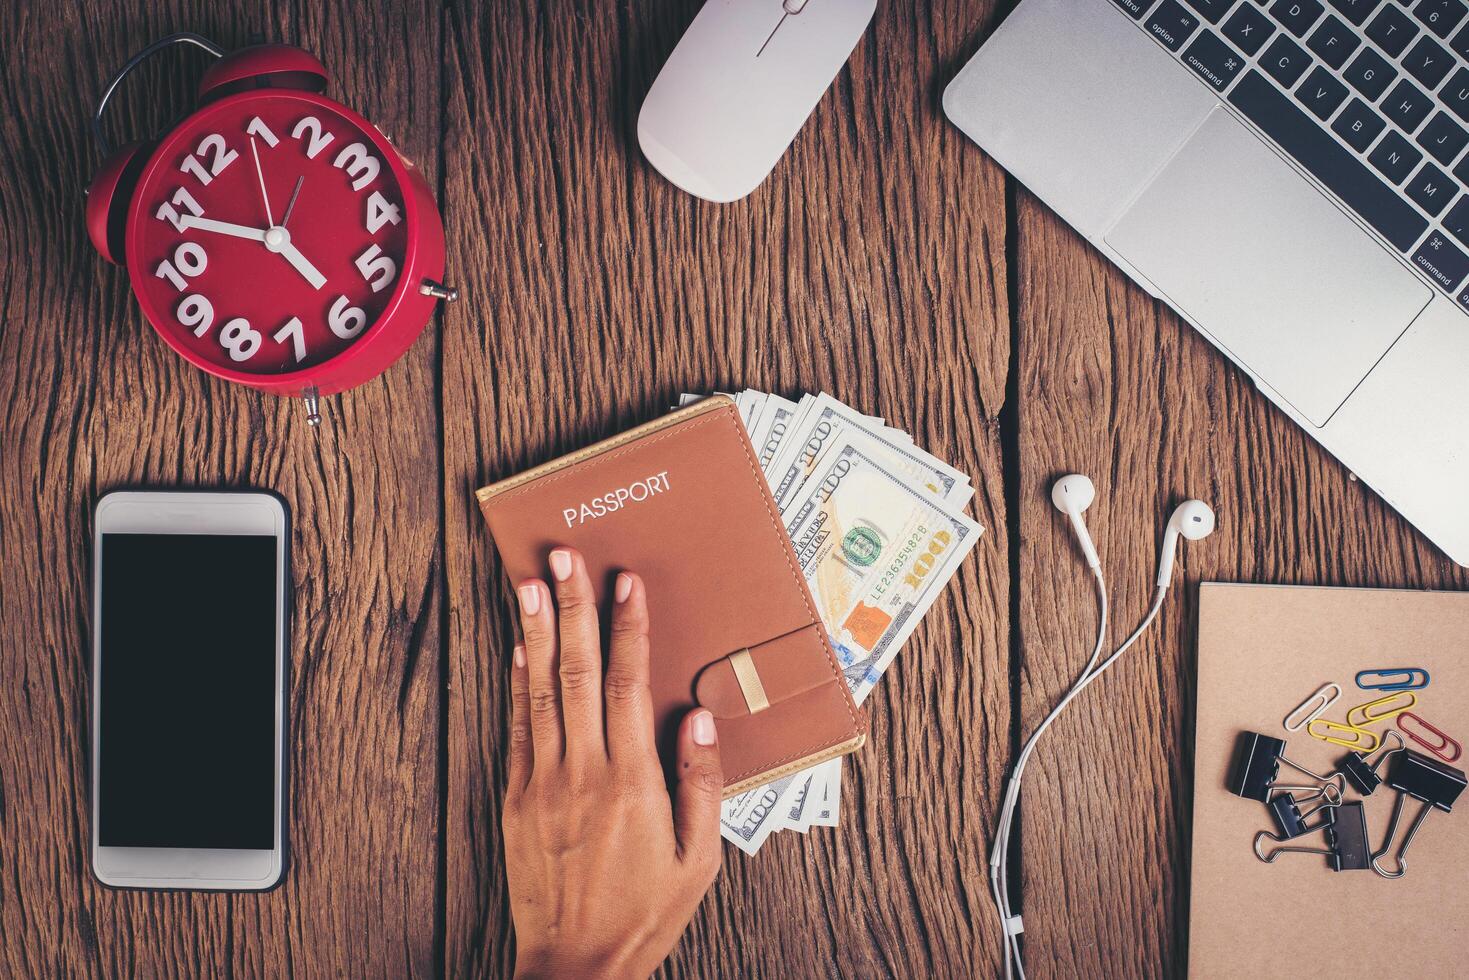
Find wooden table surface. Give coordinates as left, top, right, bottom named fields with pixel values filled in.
left=4, top=1, right=1467, bottom=977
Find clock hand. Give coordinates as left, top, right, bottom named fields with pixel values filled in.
left=178, top=215, right=268, bottom=241
left=282, top=176, right=304, bottom=227
left=265, top=231, right=327, bottom=290
left=250, top=136, right=275, bottom=227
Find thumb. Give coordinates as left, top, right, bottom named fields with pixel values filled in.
left=673, top=708, right=724, bottom=870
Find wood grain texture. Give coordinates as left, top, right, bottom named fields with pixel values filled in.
left=5, top=0, right=1468, bottom=977
left=1011, top=191, right=1469, bottom=978
left=0, top=2, right=443, bottom=976
left=438, top=1, right=1010, bottom=976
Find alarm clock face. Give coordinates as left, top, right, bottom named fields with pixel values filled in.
left=127, top=91, right=414, bottom=377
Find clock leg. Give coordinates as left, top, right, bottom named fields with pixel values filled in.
left=302, top=385, right=322, bottom=428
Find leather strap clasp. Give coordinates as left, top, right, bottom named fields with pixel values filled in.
left=728, top=648, right=770, bottom=714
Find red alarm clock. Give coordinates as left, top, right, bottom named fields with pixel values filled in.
left=86, top=34, right=457, bottom=425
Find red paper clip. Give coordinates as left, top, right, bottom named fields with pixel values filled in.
left=1396, top=712, right=1462, bottom=763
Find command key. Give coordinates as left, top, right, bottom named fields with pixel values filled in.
left=1413, top=232, right=1469, bottom=292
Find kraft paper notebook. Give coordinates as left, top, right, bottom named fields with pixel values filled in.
left=476, top=396, right=866, bottom=797
left=1190, top=584, right=1467, bottom=978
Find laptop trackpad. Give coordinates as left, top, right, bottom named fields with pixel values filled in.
left=1105, top=108, right=1429, bottom=426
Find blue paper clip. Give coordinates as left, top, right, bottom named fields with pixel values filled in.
left=1355, top=668, right=1430, bottom=692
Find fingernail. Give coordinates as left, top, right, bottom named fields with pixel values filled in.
left=548, top=549, right=573, bottom=582
left=614, top=573, right=633, bottom=604
left=517, top=583, right=541, bottom=616
left=512, top=645, right=526, bottom=669
left=691, top=709, right=716, bottom=746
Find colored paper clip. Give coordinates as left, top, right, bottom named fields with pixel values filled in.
left=1355, top=668, right=1430, bottom=692
left=1346, top=691, right=1416, bottom=729
left=1397, top=711, right=1462, bottom=764
left=1308, top=718, right=1379, bottom=752
left=1283, top=682, right=1341, bottom=733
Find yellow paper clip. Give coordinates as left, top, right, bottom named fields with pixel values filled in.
left=1307, top=718, right=1379, bottom=752
left=1345, top=691, right=1416, bottom=729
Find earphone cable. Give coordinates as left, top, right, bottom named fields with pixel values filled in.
left=991, top=578, right=1170, bottom=979
left=990, top=566, right=1107, bottom=979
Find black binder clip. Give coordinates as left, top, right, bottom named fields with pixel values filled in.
left=1371, top=749, right=1466, bottom=879
left=1228, top=731, right=1338, bottom=802
left=1268, top=780, right=1344, bottom=840
left=1254, top=801, right=1372, bottom=871
left=1337, top=729, right=1406, bottom=795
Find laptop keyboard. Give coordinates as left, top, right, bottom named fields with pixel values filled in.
left=1113, top=0, right=1469, bottom=304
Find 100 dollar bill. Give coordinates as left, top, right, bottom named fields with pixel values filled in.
left=783, top=432, right=981, bottom=704
left=768, top=392, right=971, bottom=512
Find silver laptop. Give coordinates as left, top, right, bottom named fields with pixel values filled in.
left=945, top=0, right=1469, bottom=566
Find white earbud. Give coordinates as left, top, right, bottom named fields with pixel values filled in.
left=1155, top=499, right=1216, bottom=587
left=1051, top=474, right=1100, bottom=570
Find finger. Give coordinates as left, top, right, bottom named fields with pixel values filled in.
left=506, top=644, right=532, bottom=795
left=673, top=709, right=724, bottom=874
left=605, top=572, right=657, bottom=766
left=548, top=548, right=605, bottom=761
left=517, top=579, right=563, bottom=764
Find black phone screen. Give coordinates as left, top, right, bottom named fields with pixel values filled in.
left=98, top=532, right=279, bottom=850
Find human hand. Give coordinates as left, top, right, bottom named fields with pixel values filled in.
left=503, top=547, right=724, bottom=979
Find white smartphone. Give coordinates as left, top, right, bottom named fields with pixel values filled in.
left=91, top=490, right=289, bottom=890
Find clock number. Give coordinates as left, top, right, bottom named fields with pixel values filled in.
left=154, top=242, right=208, bottom=291
left=246, top=116, right=279, bottom=148
left=176, top=295, right=215, bottom=338
left=328, top=296, right=368, bottom=340
left=179, top=133, right=239, bottom=186
left=332, top=142, right=380, bottom=192
left=291, top=116, right=335, bottom=159
left=365, top=191, right=401, bottom=234
left=354, top=243, right=397, bottom=293
left=273, top=316, right=307, bottom=363
left=219, top=318, right=263, bottom=362
left=155, top=187, right=204, bottom=232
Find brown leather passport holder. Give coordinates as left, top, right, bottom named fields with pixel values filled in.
left=476, top=396, right=866, bottom=796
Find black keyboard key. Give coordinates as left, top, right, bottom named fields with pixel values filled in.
left=1263, top=34, right=1312, bottom=87
left=1146, top=0, right=1202, bottom=50
left=1403, top=36, right=1455, bottom=90
left=1307, top=14, right=1364, bottom=66
left=1183, top=30, right=1247, bottom=90
left=1334, top=97, right=1389, bottom=149
left=1441, top=195, right=1469, bottom=243
left=1369, top=130, right=1425, bottom=182
left=1453, top=149, right=1469, bottom=183
left=1182, top=0, right=1233, bottom=22
left=1406, top=161, right=1459, bottom=212
left=1225, top=2, right=1278, bottom=53
left=1114, top=0, right=1158, bottom=17
left=1452, top=22, right=1469, bottom=57
left=1412, top=230, right=1469, bottom=289
left=1442, top=68, right=1469, bottom=122
left=1366, top=3, right=1421, bottom=56
left=1297, top=65, right=1351, bottom=118
left=1228, top=71, right=1429, bottom=249
left=1384, top=79, right=1434, bottom=133
left=1329, top=0, right=1385, bottom=27
left=1344, top=48, right=1398, bottom=100
left=1413, top=0, right=1468, bottom=39
left=1416, top=111, right=1469, bottom=163
left=1271, top=0, right=1326, bottom=35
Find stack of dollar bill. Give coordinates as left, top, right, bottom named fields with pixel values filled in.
left=675, top=390, right=983, bottom=855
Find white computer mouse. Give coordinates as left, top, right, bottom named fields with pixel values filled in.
left=638, top=0, right=878, bottom=203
